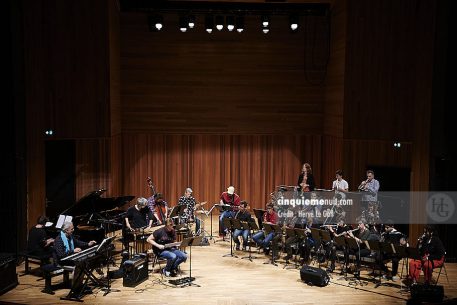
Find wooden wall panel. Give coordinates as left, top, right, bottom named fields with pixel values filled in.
left=120, top=134, right=325, bottom=210
left=120, top=13, right=329, bottom=134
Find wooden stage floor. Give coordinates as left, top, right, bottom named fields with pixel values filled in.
left=1, top=219, right=457, bottom=305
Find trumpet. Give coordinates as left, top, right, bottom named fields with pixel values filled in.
left=358, top=179, right=369, bottom=191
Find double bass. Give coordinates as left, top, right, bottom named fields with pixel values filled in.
left=147, top=177, right=167, bottom=224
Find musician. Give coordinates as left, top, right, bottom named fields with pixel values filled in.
left=152, top=193, right=169, bottom=225
left=219, top=186, right=241, bottom=235
left=233, top=201, right=253, bottom=251
left=252, top=204, right=279, bottom=257
left=347, top=219, right=371, bottom=275
left=332, top=170, right=349, bottom=195
left=326, top=218, right=351, bottom=272
left=147, top=218, right=187, bottom=277
left=52, top=221, right=96, bottom=294
left=297, top=163, right=315, bottom=193
left=358, top=170, right=380, bottom=203
left=379, top=220, right=405, bottom=281
left=27, top=215, right=54, bottom=260
left=178, top=187, right=201, bottom=234
left=125, top=197, right=154, bottom=231
left=409, top=225, right=445, bottom=285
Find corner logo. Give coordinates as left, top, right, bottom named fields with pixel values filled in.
left=426, top=193, right=455, bottom=223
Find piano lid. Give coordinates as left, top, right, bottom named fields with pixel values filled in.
left=61, top=189, right=135, bottom=217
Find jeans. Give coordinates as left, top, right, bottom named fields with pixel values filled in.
left=252, top=231, right=274, bottom=249
left=159, top=248, right=187, bottom=271
left=219, top=210, right=234, bottom=233
left=233, top=229, right=249, bottom=246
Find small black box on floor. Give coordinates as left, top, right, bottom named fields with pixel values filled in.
left=0, top=253, right=18, bottom=295
left=300, top=265, right=330, bottom=287
left=123, top=254, right=148, bottom=287
left=408, top=284, right=444, bottom=304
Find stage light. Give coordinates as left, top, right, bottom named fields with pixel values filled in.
left=290, top=15, right=299, bottom=32
left=205, top=15, right=214, bottom=33
left=261, top=15, right=269, bottom=27
left=179, top=16, right=188, bottom=32
left=148, top=15, right=163, bottom=32
left=188, top=15, right=195, bottom=29
left=226, top=16, right=235, bottom=32
left=236, top=16, right=244, bottom=33
left=215, top=15, right=224, bottom=31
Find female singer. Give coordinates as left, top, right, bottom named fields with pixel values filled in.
left=297, top=163, right=315, bottom=192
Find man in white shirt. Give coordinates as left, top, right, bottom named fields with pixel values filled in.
left=332, top=169, right=349, bottom=198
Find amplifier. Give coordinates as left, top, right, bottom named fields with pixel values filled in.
left=0, top=253, right=18, bottom=295
left=409, top=283, right=444, bottom=304
left=123, top=254, right=148, bottom=287
left=300, top=265, right=330, bottom=287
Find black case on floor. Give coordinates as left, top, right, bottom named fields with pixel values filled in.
left=300, top=265, right=330, bottom=287
left=409, top=284, right=444, bottom=303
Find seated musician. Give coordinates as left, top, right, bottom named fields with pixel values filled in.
left=379, top=220, right=405, bottom=280
left=27, top=215, right=55, bottom=261
left=409, top=225, right=445, bottom=285
left=326, top=217, right=351, bottom=272
left=283, top=212, right=304, bottom=262
left=51, top=221, right=96, bottom=294
left=219, top=186, right=241, bottom=236
left=147, top=218, right=187, bottom=277
left=347, top=219, right=371, bottom=275
left=252, top=203, right=279, bottom=256
left=233, top=201, right=253, bottom=251
left=152, top=193, right=168, bottom=225
left=178, top=187, right=201, bottom=235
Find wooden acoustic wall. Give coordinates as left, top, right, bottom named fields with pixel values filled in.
left=120, top=134, right=327, bottom=211
left=120, top=12, right=330, bottom=134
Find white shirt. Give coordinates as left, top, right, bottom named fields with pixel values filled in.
left=332, top=179, right=349, bottom=192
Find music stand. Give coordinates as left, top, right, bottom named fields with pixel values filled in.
left=178, top=236, right=202, bottom=287
left=262, top=224, right=281, bottom=266
left=366, top=240, right=386, bottom=288
left=241, top=221, right=258, bottom=262
left=334, top=235, right=349, bottom=280
left=345, top=237, right=368, bottom=286
left=394, top=244, right=409, bottom=291
left=253, top=209, right=266, bottom=229
left=283, top=228, right=298, bottom=269
left=222, top=218, right=238, bottom=258
left=97, top=237, right=120, bottom=296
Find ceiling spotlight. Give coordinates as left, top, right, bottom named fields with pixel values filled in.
left=205, top=15, right=214, bottom=33
left=226, top=16, right=235, bottom=32
left=261, top=15, right=269, bottom=27
left=215, top=15, right=224, bottom=31
left=179, top=16, right=188, bottom=32
left=236, top=16, right=244, bottom=33
left=148, top=15, right=163, bottom=32
left=188, top=15, right=195, bottom=29
left=290, top=15, right=299, bottom=32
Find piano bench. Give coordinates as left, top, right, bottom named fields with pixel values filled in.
left=41, top=264, right=71, bottom=294
left=19, top=251, right=51, bottom=275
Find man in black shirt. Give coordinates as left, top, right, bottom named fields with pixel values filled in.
left=147, top=219, right=187, bottom=277
left=125, top=197, right=154, bottom=231
left=27, top=215, right=54, bottom=260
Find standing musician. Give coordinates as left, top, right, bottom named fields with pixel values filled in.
left=232, top=201, right=253, bottom=251
left=147, top=218, right=187, bottom=277
left=219, top=186, right=241, bottom=235
left=332, top=170, right=349, bottom=197
left=297, top=163, right=315, bottom=193
left=409, top=225, right=445, bottom=285
left=178, top=187, right=203, bottom=235
left=152, top=193, right=168, bottom=225
left=252, top=203, right=279, bottom=257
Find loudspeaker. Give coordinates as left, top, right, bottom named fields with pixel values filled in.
left=122, top=254, right=148, bottom=287
left=0, top=254, right=18, bottom=295
left=409, top=284, right=444, bottom=304
left=300, top=265, right=330, bottom=287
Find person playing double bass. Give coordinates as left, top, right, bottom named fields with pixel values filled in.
left=152, top=193, right=168, bottom=225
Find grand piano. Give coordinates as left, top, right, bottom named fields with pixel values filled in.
left=55, top=189, right=135, bottom=243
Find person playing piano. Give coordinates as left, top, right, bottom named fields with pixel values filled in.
left=52, top=221, right=96, bottom=295
left=219, top=186, right=241, bottom=236
left=27, top=215, right=55, bottom=261
left=147, top=218, right=187, bottom=277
